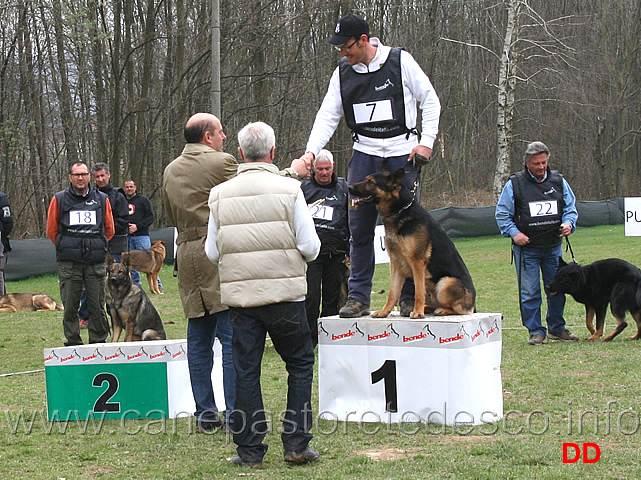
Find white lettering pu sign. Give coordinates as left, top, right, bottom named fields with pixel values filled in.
left=624, top=198, right=641, bottom=236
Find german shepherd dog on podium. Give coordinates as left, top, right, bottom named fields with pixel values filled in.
left=349, top=160, right=476, bottom=318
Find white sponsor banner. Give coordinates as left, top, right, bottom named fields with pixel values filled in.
left=318, top=312, right=503, bottom=425
left=624, top=197, right=641, bottom=236
left=374, top=224, right=390, bottom=264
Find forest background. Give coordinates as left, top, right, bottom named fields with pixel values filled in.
left=1, top=0, right=640, bottom=239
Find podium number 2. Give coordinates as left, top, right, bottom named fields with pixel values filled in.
left=93, top=373, right=121, bottom=412
left=371, top=360, right=398, bottom=412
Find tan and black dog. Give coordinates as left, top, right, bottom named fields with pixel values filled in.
left=106, top=262, right=166, bottom=342
left=0, top=293, right=64, bottom=313
left=349, top=161, right=476, bottom=318
left=120, top=240, right=166, bottom=295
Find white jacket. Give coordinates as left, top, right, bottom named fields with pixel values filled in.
left=305, top=38, right=441, bottom=158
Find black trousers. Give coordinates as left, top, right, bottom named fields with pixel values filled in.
left=305, top=253, right=346, bottom=346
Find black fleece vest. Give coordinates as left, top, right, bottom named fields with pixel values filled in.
left=511, top=169, right=564, bottom=247
left=55, top=187, right=108, bottom=264
left=340, top=48, right=409, bottom=139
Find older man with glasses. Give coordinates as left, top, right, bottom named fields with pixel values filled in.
left=47, top=162, right=114, bottom=346
left=297, top=14, right=441, bottom=319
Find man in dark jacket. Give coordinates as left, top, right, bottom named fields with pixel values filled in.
left=122, top=179, right=162, bottom=290
left=301, top=149, right=349, bottom=346
left=46, top=161, right=114, bottom=346
left=0, top=189, right=14, bottom=295
left=93, top=163, right=128, bottom=260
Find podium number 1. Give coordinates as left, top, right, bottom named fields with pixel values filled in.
left=371, top=360, right=398, bottom=412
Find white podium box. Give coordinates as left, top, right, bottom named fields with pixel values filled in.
left=44, top=339, right=197, bottom=421
left=318, top=312, right=503, bottom=426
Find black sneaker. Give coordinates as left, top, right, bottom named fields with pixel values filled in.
left=339, top=299, right=370, bottom=318
left=399, top=299, right=414, bottom=317
left=196, top=417, right=223, bottom=434
left=283, top=447, right=320, bottom=464
left=228, top=454, right=262, bottom=469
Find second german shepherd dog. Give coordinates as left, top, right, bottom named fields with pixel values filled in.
left=106, top=262, right=166, bottom=342
left=0, top=293, right=64, bottom=313
left=120, top=240, right=166, bottom=295
left=349, top=161, right=476, bottom=318
left=547, top=257, right=641, bottom=341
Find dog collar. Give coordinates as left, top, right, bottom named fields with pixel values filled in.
left=383, top=199, right=414, bottom=218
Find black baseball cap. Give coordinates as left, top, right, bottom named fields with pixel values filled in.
left=327, top=14, right=369, bottom=46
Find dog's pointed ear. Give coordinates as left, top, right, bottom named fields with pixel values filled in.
left=558, top=256, right=567, bottom=268
left=123, top=255, right=131, bottom=269
left=390, top=167, right=405, bottom=183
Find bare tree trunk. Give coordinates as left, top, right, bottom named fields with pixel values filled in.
left=51, top=0, right=79, bottom=164
left=492, top=0, right=520, bottom=201
left=131, top=0, right=157, bottom=185
left=89, top=0, right=108, bottom=160
left=18, top=4, right=48, bottom=233
left=110, top=0, right=124, bottom=185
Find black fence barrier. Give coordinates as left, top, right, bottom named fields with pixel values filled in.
left=3, top=198, right=626, bottom=281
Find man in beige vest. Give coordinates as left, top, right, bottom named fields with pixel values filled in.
left=205, top=122, right=320, bottom=469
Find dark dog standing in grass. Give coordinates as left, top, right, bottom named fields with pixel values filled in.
left=349, top=160, right=475, bottom=318
left=106, top=262, right=166, bottom=342
left=547, top=258, right=641, bottom=341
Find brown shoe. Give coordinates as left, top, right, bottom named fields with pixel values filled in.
left=548, top=330, right=579, bottom=341
left=528, top=334, right=547, bottom=345
left=339, top=299, right=370, bottom=318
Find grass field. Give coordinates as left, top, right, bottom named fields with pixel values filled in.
left=1, top=224, right=641, bottom=479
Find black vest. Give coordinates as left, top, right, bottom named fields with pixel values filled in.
left=55, top=186, right=108, bottom=264
left=301, top=174, right=349, bottom=256
left=511, top=168, right=564, bottom=247
left=339, top=48, right=410, bottom=139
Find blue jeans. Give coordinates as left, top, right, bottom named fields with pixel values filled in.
left=513, top=244, right=567, bottom=337
left=230, top=301, right=315, bottom=463
left=127, top=235, right=163, bottom=289
left=187, top=310, right=235, bottom=424
left=346, top=151, right=420, bottom=305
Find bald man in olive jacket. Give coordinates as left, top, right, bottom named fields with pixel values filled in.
left=163, top=113, right=238, bottom=432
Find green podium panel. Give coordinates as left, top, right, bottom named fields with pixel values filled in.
left=44, top=340, right=194, bottom=421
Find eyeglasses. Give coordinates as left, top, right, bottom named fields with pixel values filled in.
left=70, top=173, right=90, bottom=178
left=334, top=39, right=358, bottom=52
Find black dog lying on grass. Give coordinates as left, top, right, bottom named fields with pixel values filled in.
left=547, top=258, right=641, bottom=341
